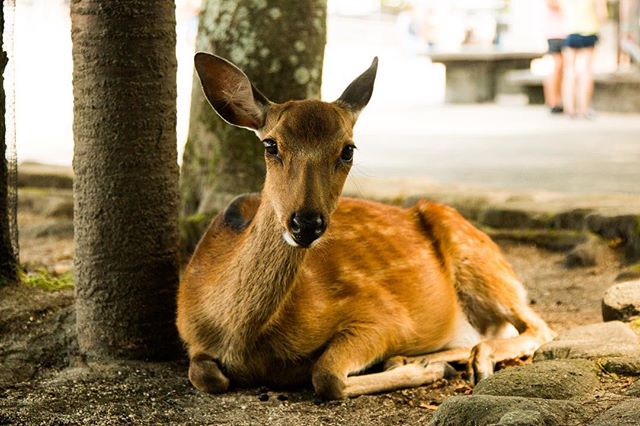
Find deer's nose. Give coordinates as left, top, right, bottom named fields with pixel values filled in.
left=289, top=211, right=326, bottom=247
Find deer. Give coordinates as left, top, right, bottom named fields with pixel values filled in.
left=176, top=52, right=555, bottom=400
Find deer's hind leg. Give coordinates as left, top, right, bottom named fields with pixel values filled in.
left=452, top=239, right=556, bottom=383
left=415, top=200, right=555, bottom=384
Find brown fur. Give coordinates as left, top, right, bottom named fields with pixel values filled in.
left=177, top=53, right=555, bottom=399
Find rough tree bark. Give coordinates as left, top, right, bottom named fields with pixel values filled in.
left=71, top=0, right=180, bottom=359
left=180, top=0, right=327, bottom=219
left=0, top=5, right=17, bottom=286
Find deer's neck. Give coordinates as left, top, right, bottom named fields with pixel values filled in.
left=224, top=196, right=306, bottom=340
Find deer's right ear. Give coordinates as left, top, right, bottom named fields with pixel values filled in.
left=194, top=52, right=270, bottom=131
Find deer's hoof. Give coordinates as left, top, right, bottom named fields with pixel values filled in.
left=468, top=342, right=495, bottom=385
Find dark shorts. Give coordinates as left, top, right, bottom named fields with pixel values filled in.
left=565, top=33, right=599, bottom=49
left=547, top=38, right=565, bottom=54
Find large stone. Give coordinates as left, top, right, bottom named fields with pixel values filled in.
left=479, top=208, right=551, bottom=230
left=601, top=357, right=640, bottom=376
left=18, top=162, right=74, bottom=189
left=565, top=236, right=610, bottom=269
left=626, top=379, right=640, bottom=397
left=586, top=213, right=640, bottom=262
left=430, top=395, right=588, bottom=426
left=473, top=360, right=599, bottom=400
left=486, top=229, right=587, bottom=252
left=602, top=281, right=640, bottom=322
left=23, top=220, right=74, bottom=239
left=616, top=264, right=640, bottom=283
left=535, top=321, right=640, bottom=361
left=589, top=399, right=640, bottom=426
left=494, top=410, right=544, bottom=426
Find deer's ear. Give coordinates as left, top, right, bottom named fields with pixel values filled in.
left=335, top=57, right=378, bottom=116
left=194, top=52, right=270, bottom=131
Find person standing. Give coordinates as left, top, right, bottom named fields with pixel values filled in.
left=543, top=0, right=566, bottom=114
left=561, top=0, right=608, bottom=118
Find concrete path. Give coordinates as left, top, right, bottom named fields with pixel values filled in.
left=351, top=104, right=640, bottom=195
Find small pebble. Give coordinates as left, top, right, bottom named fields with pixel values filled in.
left=258, top=393, right=269, bottom=401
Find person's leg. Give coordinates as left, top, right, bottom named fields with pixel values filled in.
left=562, top=47, right=578, bottom=116
left=552, top=52, right=564, bottom=109
left=544, top=53, right=563, bottom=110
left=577, top=46, right=596, bottom=117
left=544, top=40, right=564, bottom=112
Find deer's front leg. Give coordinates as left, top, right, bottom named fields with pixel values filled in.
left=188, top=353, right=230, bottom=394
left=312, top=332, right=452, bottom=400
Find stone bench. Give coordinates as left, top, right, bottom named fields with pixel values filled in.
left=427, top=50, right=543, bottom=103
left=504, top=69, right=640, bottom=112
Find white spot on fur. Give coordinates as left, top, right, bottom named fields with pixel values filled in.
left=282, top=231, right=299, bottom=247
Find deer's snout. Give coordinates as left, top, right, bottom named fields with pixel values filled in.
left=289, top=211, right=326, bottom=248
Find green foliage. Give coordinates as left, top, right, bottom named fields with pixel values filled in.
left=20, top=268, right=73, bottom=291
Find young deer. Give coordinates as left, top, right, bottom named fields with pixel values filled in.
left=176, top=53, right=555, bottom=400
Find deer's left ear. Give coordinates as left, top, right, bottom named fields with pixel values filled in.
left=334, top=57, right=378, bottom=116
left=194, top=52, right=271, bottom=131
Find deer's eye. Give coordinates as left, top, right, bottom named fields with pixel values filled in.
left=263, top=139, right=278, bottom=156
left=340, top=144, right=355, bottom=162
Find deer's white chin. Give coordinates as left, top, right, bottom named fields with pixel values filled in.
left=282, top=231, right=300, bottom=247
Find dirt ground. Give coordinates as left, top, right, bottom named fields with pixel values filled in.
left=0, top=193, right=630, bottom=425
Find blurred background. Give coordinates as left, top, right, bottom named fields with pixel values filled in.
left=8, top=0, right=640, bottom=193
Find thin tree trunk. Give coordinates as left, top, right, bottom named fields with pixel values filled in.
left=71, top=0, right=180, bottom=359
left=0, top=5, right=17, bottom=286
left=180, top=0, right=327, bottom=219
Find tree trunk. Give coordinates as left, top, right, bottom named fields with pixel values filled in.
left=0, top=5, right=17, bottom=286
left=180, top=0, right=327, bottom=219
left=71, top=0, right=180, bottom=359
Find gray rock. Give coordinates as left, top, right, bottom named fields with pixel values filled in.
left=552, top=209, right=594, bottom=230
left=626, top=379, right=640, bottom=397
left=616, top=264, right=640, bottom=283
left=586, top=213, right=640, bottom=262
left=430, top=395, right=588, bottom=426
left=23, top=220, right=74, bottom=239
left=42, top=197, right=74, bottom=219
left=602, top=281, right=640, bottom=322
left=18, top=167, right=73, bottom=189
left=589, top=399, right=640, bottom=426
left=565, top=236, right=609, bottom=268
left=495, top=410, right=544, bottom=426
left=479, top=208, right=550, bottom=230
left=486, top=229, right=587, bottom=252
left=474, top=360, right=599, bottom=400
left=535, top=321, right=640, bottom=361
left=601, top=357, right=640, bottom=376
